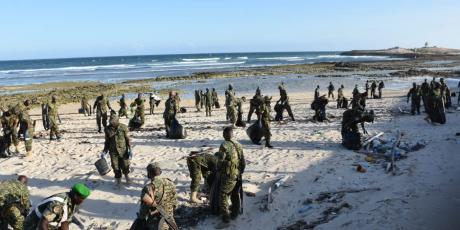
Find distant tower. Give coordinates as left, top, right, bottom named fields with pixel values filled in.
left=424, top=42, right=429, bottom=48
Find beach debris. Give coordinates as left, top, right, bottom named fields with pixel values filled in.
left=245, top=191, right=256, bottom=197
left=356, top=164, right=367, bottom=173
left=387, top=130, right=403, bottom=174
left=175, top=204, right=211, bottom=227
left=259, top=175, right=291, bottom=212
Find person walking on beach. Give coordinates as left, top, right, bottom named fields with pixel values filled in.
left=378, top=81, right=385, bottom=99
left=24, top=183, right=90, bottom=230
left=352, top=84, right=360, bottom=97
left=1, top=106, right=20, bottom=155
left=276, top=83, right=295, bottom=121
left=215, top=126, right=245, bottom=229
left=93, top=93, right=112, bottom=133
left=163, top=91, right=178, bottom=138
left=118, top=94, right=129, bottom=119
left=225, top=85, right=237, bottom=127
left=421, top=79, right=430, bottom=112
left=0, top=175, right=30, bottom=230
left=407, top=82, right=422, bottom=115
left=132, top=162, right=178, bottom=230
left=337, top=85, right=346, bottom=109
left=47, top=95, right=61, bottom=141
left=133, top=93, right=146, bottom=126
left=149, top=93, right=155, bottom=115
left=370, top=81, right=377, bottom=98
left=314, top=85, right=320, bottom=100
left=81, top=95, right=91, bottom=116
left=327, top=82, right=335, bottom=99
left=103, top=113, right=132, bottom=187
left=205, top=88, right=213, bottom=117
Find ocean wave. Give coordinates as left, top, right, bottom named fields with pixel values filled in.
left=182, top=57, right=220, bottom=62
left=256, top=56, right=304, bottom=61
left=224, top=57, right=232, bottom=60
left=147, top=61, right=246, bottom=69
left=0, top=64, right=138, bottom=74
left=237, top=56, right=249, bottom=60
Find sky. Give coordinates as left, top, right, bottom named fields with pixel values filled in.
left=0, top=0, right=459, bottom=60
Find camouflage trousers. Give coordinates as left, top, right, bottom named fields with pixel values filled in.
left=261, top=119, right=271, bottom=145
left=218, top=178, right=238, bottom=222
left=96, top=111, right=108, bottom=131
left=0, top=204, right=25, bottom=230
left=205, top=103, right=212, bottom=116
left=49, top=116, right=60, bottom=139
left=119, top=107, right=129, bottom=118
left=24, top=127, right=34, bottom=152
left=187, top=158, right=214, bottom=192
left=110, top=153, right=130, bottom=178
left=83, top=105, right=91, bottom=116
left=227, top=107, right=237, bottom=125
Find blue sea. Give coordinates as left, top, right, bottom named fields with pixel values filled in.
left=0, top=52, right=402, bottom=86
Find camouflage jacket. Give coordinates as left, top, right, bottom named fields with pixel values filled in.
left=163, top=98, right=177, bottom=119
left=104, top=123, right=130, bottom=157
left=139, top=177, right=177, bottom=218
left=134, top=98, right=145, bottom=109
left=47, top=102, right=59, bottom=118
left=188, top=153, right=218, bottom=172
left=407, top=87, right=421, bottom=100
left=205, top=91, right=213, bottom=105
left=94, top=96, right=111, bottom=113
left=0, top=180, right=30, bottom=212
left=32, top=192, right=76, bottom=224
left=218, top=140, right=245, bottom=181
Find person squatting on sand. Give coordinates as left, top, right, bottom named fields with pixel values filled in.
left=341, top=109, right=375, bottom=150
left=131, top=162, right=178, bottom=230
left=0, top=175, right=30, bottom=230
left=24, top=183, right=90, bottom=230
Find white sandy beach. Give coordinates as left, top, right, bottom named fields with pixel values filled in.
left=1, top=87, right=460, bottom=230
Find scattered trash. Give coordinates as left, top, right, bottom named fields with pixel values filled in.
left=356, top=164, right=367, bottom=173
left=245, top=191, right=256, bottom=197
left=297, top=204, right=313, bottom=214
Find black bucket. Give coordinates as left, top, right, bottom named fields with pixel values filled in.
left=95, top=157, right=111, bottom=176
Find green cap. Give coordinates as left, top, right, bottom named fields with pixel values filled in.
left=72, top=183, right=91, bottom=199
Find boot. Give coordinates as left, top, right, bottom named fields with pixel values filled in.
left=26, top=151, right=32, bottom=157
left=124, top=174, right=132, bottom=185
left=114, top=178, right=122, bottom=189
left=190, top=192, right=202, bottom=204
left=215, top=220, right=230, bottom=229
left=265, top=138, right=273, bottom=149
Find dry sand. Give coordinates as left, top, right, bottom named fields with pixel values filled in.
left=1, top=88, right=460, bottom=230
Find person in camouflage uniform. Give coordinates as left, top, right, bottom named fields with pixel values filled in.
left=336, top=85, right=346, bottom=109
left=225, top=85, right=237, bottom=127
left=352, top=84, right=359, bottom=98
left=205, top=88, right=213, bottom=117
left=48, top=95, right=61, bottom=140
left=132, top=162, right=177, bottom=230
left=0, top=175, right=30, bottom=230
left=311, top=95, right=329, bottom=122
left=420, top=79, right=430, bottom=112
left=370, top=81, right=377, bottom=98
left=275, top=84, right=295, bottom=121
left=247, top=87, right=263, bottom=123
left=19, top=100, right=34, bottom=156
left=163, top=92, right=178, bottom=138
left=314, top=85, right=320, bottom=100
left=131, top=93, right=146, bottom=127
left=194, top=90, right=201, bottom=112
left=93, top=93, right=112, bottom=133
left=187, top=152, right=218, bottom=203
left=215, top=127, right=245, bottom=229
left=365, top=80, right=369, bottom=97
left=104, top=113, right=132, bottom=186
left=407, top=82, right=422, bottom=115
left=149, top=93, right=156, bottom=115
left=212, top=88, right=219, bottom=108
left=327, top=82, right=335, bottom=99
left=341, top=109, right=374, bottom=150
left=1, top=106, right=20, bottom=154
left=81, top=96, right=91, bottom=116
left=256, top=96, right=273, bottom=148
left=24, top=183, right=90, bottom=230
left=378, top=81, right=385, bottom=99
left=199, top=90, right=204, bottom=109
left=118, top=94, right=129, bottom=118
left=235, top=97, right=246, bottom=127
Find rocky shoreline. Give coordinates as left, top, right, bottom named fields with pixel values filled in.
left=1, top=54, right=460, bottom=109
